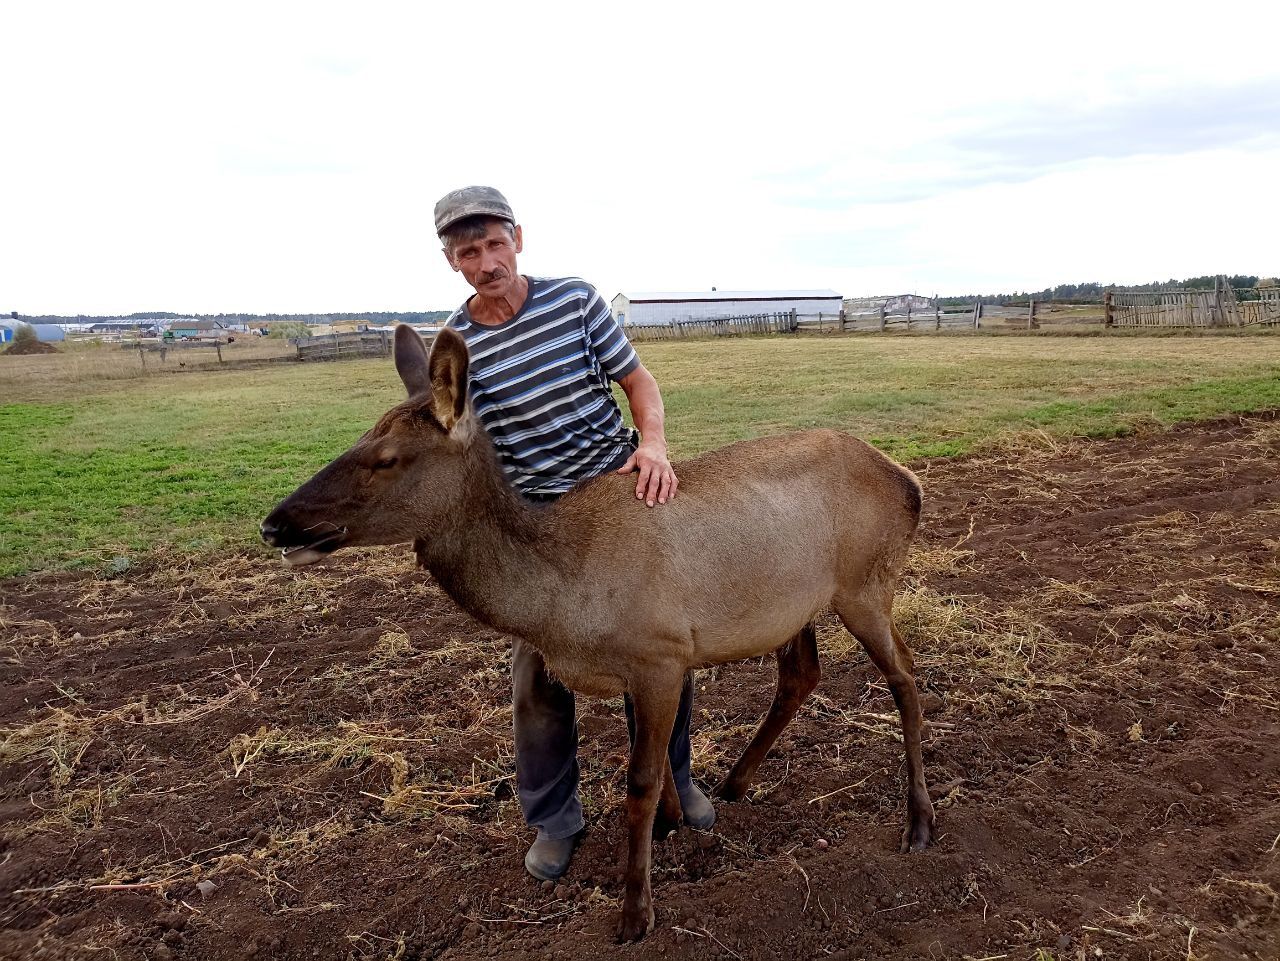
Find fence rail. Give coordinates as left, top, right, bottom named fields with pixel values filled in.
left=296, top=330, right=404, bottom=361
left=1105, top=277, right=1279, bottom=328
left=121, top=339, right=229, bottom=366
left=624, top=300, right=1112, bottom=340
left=1241, top=296, right=1280, bottom=326
left=625, top=311, right=799, bottom=342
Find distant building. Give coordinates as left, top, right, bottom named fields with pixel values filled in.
left=88, top=321, right=160, bottom=335
left=0, top=321, right=65, bottom=342
left=611, top=289, right=843, bottom=327
left=166, top=319, right=228, bottom=339
left=843, top=294, right=935, bottom=315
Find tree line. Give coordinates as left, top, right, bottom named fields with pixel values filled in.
left=937, top=274, right=1270, bottom=307
left=15, top=310, right=454, bottom=326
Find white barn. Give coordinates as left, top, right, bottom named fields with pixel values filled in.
left=611, top=290, right=843, bottom=327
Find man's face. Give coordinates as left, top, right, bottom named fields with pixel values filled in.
left=444, top=220, right=524, bottom=300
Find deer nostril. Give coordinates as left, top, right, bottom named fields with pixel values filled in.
left=260, top=520, right=282, bottom=544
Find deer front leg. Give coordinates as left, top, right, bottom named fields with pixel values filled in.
left=625, top=689, right=686, bottom=837
left=618, top=672, right=683, bottom=942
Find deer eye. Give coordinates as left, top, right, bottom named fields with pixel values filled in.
left=371, top=456, right=399, bottom=471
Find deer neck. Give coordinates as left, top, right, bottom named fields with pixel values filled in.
left=413, top=431, right=584, bottom=650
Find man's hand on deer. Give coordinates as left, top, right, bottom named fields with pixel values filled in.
left=616, top=440, right=678, bottom=507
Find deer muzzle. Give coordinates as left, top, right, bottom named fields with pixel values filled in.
left=260, top=511, right=348, bottom=567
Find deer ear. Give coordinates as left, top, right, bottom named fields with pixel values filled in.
left=394, top=324, right=432, bottom=398
left=426, top=327, right=470, bottom=431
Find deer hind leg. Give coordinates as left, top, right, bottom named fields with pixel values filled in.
left=656, top=757, right=682, bottom=838
left=618, top=669, right=684, bottom=942
left=714, top=621, right=820, bottom=802
left=835, top=590, right=935, bottom=853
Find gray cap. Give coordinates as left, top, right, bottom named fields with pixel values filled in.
left=434, top=185, right=515, bottom=236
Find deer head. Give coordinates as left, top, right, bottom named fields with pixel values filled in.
left=260, top=325, right=473, bottom=566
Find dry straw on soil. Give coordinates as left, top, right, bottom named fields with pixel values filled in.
left=3, top=415, right=1280, bottom=960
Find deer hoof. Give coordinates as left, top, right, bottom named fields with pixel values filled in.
left=617, top=903, right=655, bottom=942
left=899, top=810, right=935, bottom=853
left=655, top=792, right=682, bottom=837
left=712, top=778, right=746, bottom=802
left=653, top=814, right=680, bottom=840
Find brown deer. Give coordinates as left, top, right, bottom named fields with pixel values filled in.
left=261, top=326, right=935, bottom=941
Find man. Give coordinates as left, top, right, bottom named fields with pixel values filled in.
left=434, top=186, right=715, bottom=882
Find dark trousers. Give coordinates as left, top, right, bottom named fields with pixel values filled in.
left=512, top=641, right=696, bottom=839
left=513, top=449, right=696, bottom=839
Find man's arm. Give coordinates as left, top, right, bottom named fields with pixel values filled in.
left=614, top=364, right=678, bottom=507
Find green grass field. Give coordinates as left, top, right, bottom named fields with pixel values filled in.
left=3, top=332, right=1279, bottom=576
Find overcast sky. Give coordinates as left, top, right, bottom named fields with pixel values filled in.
left=3, top=1, right=1278, bottom=315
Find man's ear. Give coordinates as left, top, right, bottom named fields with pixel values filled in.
left=441, top=245, right=459, bottom=272
left=394, top=324, right=431, bottom=398
left=513, top=223, right=523, bottom=254
left=426, top=327, right=470, bottom=431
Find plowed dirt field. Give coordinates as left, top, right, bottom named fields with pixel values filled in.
left=3, top=413, right=1278, bottom=961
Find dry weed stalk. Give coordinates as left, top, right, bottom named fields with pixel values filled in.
left=906, top=541, right=979, bottom=579
left=1, top=706, right=100, bottom=790
left=0, top=610, right=64, bottom=652
left=372, top=629, right=413, bottom=661
left=1, top=649, right=275, bottom=824
left=226, top=720, right=409, bottom=778
left=372, top=766, right=513, bottom=819
left=23, top=770, right=141, bottom=834
left=346, top=931, right=409, bottom=961
left=898, top=587, right=1065, bottom=677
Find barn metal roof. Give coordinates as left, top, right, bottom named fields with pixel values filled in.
left=167, top=319, right=225, bottom=330
left=616, top=289, right=841, bottom=304
left=0, top=322, right=66, bottom=340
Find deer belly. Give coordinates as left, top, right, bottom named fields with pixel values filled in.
left=694, top=592, right=827, bottom=665
left=544, top=653, right=627, bottom=698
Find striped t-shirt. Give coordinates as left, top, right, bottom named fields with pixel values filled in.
left=447, top=276, right=641, bottom=496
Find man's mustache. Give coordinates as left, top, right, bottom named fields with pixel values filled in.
left=478, top=268, right=508, bottom=284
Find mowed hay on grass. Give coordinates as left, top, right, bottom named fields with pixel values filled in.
left=0, top=335, right=295, bottom=396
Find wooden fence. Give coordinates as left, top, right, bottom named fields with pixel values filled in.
left=1241, top=287, right=1280, bottom=326
left=831, top=297, right=1073, bottom=332
left=1105, top=277, right=1279, bottom=328
left=296, top=330, right=407, bottom=361
left=125, top=340, right=228, bottom=366
left=625, top=311, right=799, bottom=342
left=624, top=300, right=1101, bottom=341
left=841, top=298, right=990, bottom=332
